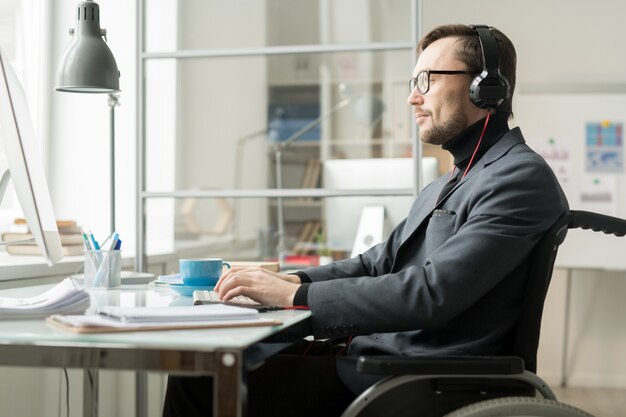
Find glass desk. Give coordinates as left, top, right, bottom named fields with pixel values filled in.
left=0, top=284, right=312, bottom=417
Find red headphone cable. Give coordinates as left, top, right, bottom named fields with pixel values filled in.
left=447, top=112, right=492, bottom=182
left=461, top=112, right=491, bottom=180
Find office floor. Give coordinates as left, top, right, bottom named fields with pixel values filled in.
left=552, top=386, right=626, bottom=417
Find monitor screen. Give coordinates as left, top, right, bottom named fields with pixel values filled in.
left=0, top=49, right=63, bottom=265
left=323, top=157, right=439, bottom=255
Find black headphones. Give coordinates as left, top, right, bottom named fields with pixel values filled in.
left=468, top=25, right=510, bottom=109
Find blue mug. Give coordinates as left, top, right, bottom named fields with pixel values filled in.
left=179, top=258, right=231, bottom=287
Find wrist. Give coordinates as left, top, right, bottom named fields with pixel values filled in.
left=290, top=271, right=311, bottom=283
left=285, top=274, right=301, bottom=284
left=292, top=283, right=310, bottom=307
left=287, top=284, right=300, bottom=306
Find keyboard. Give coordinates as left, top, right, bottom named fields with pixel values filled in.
left=193, top=290, right=260, bottom=306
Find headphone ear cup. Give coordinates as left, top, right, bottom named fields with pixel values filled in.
left=469, top=70, right=510, bottom=109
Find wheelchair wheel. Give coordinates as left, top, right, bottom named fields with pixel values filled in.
left=444, top=397, right=594, bottom=417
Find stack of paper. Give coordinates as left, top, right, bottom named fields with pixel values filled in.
left=0, top=278, right=90, bottom=319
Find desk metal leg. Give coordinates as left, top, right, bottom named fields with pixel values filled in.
left=561, top=268, right=573, bottom=387
left=136, top=372, right=148, bottom=417
left=83, top=369, right=99, bottom=417
left=214, top=351, right=244, bottom=417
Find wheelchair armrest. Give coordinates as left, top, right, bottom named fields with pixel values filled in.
left=356, top=355, right=525, bottom=376
left=570, top=210, right=626, bottom=236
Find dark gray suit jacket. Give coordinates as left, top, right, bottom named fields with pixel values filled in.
left=300, top=128, right=568, bottom=392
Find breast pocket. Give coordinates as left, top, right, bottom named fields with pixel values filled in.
left=425, top=209, right=458, bottom=255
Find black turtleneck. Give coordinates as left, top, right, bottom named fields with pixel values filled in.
left=436, top=112, right=510, bottom=204
left=293, top=112, right=511, bottom=306
left=443, top=111, right=510, bottom=171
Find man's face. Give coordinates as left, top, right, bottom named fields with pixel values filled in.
left=407, top=37, right=486, bottom=145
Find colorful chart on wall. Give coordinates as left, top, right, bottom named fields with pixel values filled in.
left=585, top=121, right=623, bottom=173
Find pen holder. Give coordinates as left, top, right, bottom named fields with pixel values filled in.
left=84, top=250, right=122, bottom=288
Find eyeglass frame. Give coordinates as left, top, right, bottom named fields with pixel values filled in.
left=409, top=70, right=476, bottom=95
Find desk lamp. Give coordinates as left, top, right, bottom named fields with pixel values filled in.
left=56, top=0, right=120, bottom=235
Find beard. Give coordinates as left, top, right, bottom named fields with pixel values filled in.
left=419, top=111, right=471, bottom=145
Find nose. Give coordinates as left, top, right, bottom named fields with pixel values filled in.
left=407, top=87, right=423, bottom=106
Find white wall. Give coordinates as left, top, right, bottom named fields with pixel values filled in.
left=422, top=0, right=626, bottom=388
left=422, top=0, right=626, bottom=87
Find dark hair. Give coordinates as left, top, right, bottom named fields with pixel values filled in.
left=418, top=24, right=517, bottom=117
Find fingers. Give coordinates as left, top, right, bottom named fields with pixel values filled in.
left=216, top=269, right=258, bottom=300
left=216, top=269, right=299, bottom=307
left=214, top=267, right=294, bottom=294
left=220, top=285, right=253, bottom=303
left=215, top=266, right=261, bottom=291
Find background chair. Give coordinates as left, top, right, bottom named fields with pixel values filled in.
left=341, top=210, right=626, bottom=417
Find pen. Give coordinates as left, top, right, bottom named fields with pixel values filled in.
left=88, top=231, right=100, bottom=250
left=81, top=232, right=92, bottom=250
left=82, top=232, right=97, bottom=273
left=106, top=232, right=119, bottom=251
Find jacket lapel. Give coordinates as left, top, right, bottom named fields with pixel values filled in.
left=400, top=178, right=446, bottom=241
left=433, top=127, right=525, bottom=208
left=400, top=127, right=526, bottom=243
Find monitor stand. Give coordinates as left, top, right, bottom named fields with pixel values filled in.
left=0, top=169, right=34, bottom=246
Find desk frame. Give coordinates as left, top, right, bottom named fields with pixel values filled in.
left=0, top=344, right=241, bottom=416
left=0, top=312, right=310, bottom=417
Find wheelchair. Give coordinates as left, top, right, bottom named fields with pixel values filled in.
left=341, top=210, right=626, bottom=417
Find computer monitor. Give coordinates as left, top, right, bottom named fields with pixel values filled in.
left=323, top=157, right=439, bottom=255
left=0, top=49, right=63, bottom=265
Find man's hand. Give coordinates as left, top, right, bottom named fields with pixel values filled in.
left=215, top=267, right=301, bottom=307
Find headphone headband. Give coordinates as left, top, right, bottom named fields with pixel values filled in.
left=468, top=24, right=510, bottom=109
left=473, top=25, right=500, bottom=75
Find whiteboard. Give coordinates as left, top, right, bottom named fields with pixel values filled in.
left=513, top=94, right=626, bottom=270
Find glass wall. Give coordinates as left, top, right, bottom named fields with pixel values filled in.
left=144, top=0, right=411, bottom=52
left=141, top=0, right=417, bottom=264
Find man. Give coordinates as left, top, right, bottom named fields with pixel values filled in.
left=163, top=24, right=568, bottom=417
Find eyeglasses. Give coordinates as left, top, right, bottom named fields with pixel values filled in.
left=409, top=70, right=475, bottom=95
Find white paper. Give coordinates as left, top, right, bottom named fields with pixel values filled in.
left=578, top=175, right=619, bottom=216
left=0, top=278, right=90, bottom=318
